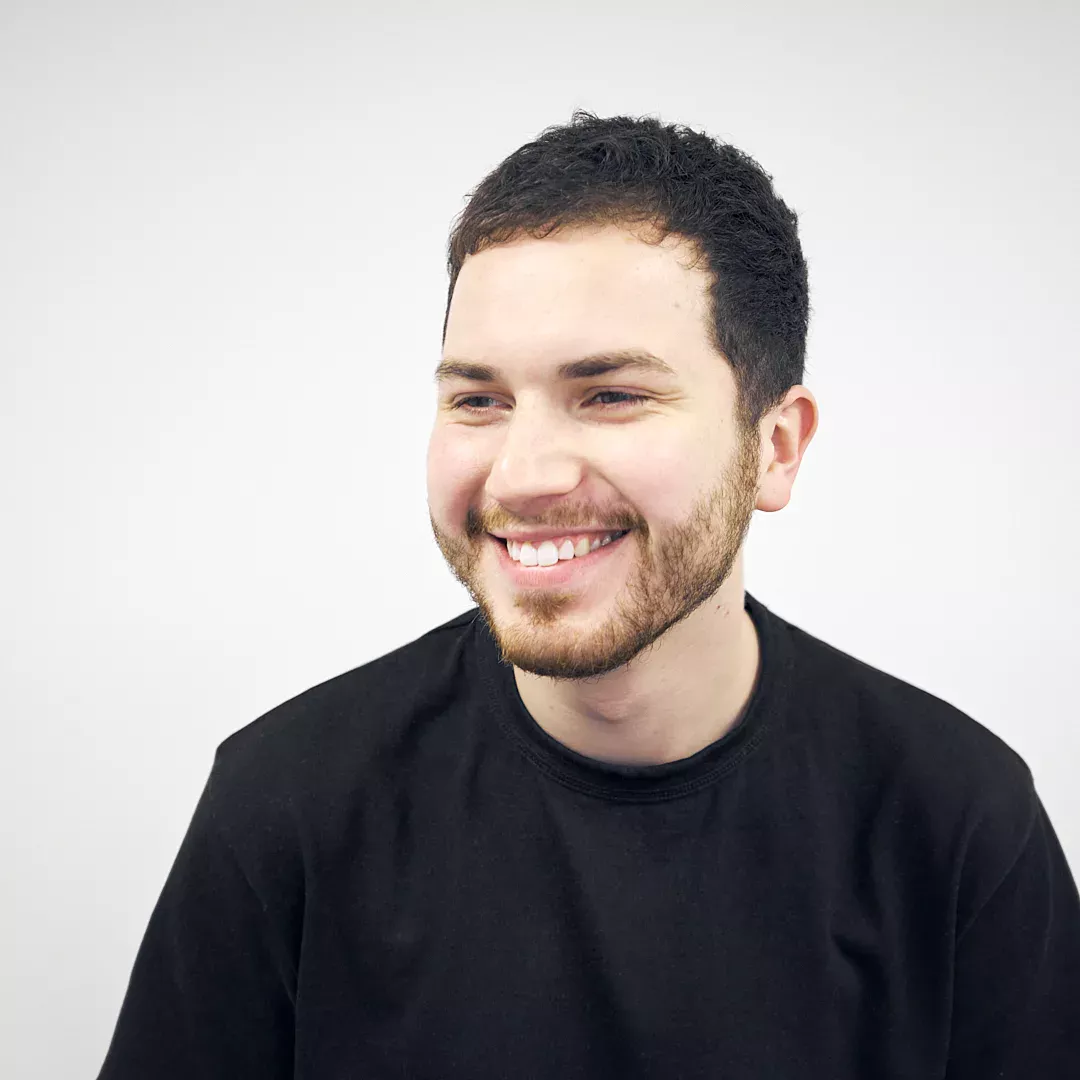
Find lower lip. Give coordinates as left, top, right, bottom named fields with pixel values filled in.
left=488, top=532, right=631, bottom=587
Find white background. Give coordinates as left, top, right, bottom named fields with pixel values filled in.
left=2, top=2, right=1078, bottom=1076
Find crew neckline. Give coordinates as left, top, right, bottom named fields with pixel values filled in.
left=472, top=590, right=784, bottom=802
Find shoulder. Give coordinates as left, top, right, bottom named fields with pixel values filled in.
left=770, top=606, right=1037, bottom=882
left=206, top=608, right=481, bottom=844
left=220, top=608, right=477, bottom=755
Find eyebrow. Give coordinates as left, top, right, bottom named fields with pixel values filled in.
left=433, top=349, right=679, bottom=386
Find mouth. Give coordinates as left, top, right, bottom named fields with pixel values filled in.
left=491, top=530, right=631, bottom=562
left=486, top=528, right=633, bottom=587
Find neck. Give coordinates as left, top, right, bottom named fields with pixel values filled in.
left=512, top=578, right=760, bottom=766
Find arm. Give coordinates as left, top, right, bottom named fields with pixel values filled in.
left=946, top=793, right=1080, bottom=1078
left=95, top=754, right=298, bottom=1079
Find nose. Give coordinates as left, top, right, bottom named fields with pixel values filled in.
left=484, top=399, right=585, bottom=511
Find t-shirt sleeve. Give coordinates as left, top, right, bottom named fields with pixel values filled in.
left=95, top=746, right=299, bottom=1080
left=945, top=791, right=1080, bottom=1078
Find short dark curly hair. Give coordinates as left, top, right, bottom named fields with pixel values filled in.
left=444, top=110, right=809, bottom=436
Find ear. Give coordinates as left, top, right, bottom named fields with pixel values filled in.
left=755, top=387, right=819, bottom=513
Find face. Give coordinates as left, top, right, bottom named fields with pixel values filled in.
left=426, top=223, right=763, bottom=680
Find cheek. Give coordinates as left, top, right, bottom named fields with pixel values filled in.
left=610, top=439, right=703, bottom=524
left=426, top=429, right=489, bottom=521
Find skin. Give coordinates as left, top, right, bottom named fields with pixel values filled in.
left=426, top=222, right=818, bottom=765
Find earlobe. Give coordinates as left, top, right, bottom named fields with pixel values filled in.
left=755, top=466, right=792, bottom=514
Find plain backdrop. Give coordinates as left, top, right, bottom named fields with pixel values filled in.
left=2, top=1, right=1078, bottom=1076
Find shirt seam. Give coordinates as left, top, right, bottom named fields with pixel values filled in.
left=494, top=706, right=773, bottom=802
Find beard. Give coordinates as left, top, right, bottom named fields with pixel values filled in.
left=429, top=429, right=761, bottom=681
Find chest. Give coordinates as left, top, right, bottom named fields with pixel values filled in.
left=290, top=786, right=954, bottom=1079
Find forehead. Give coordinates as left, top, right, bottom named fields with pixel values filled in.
left=444, top=224, right=715, bottom=369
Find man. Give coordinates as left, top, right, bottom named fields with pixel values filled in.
left=97, top=112, right=1080, bottom=1078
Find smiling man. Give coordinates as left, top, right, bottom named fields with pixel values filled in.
left=428, top=222, right=778, bottom=764
left=97, top=113, right=1080, bottom=1079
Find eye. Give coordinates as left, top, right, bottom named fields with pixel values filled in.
left=589, top=391, right=650, bottom=408
left=450, top=391, right=650, bottom=413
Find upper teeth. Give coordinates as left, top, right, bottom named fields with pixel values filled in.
left=508, top=531, right=625, bottom=566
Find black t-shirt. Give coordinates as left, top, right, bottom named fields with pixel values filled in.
left=96, top=591, right=1080, bottom=1078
